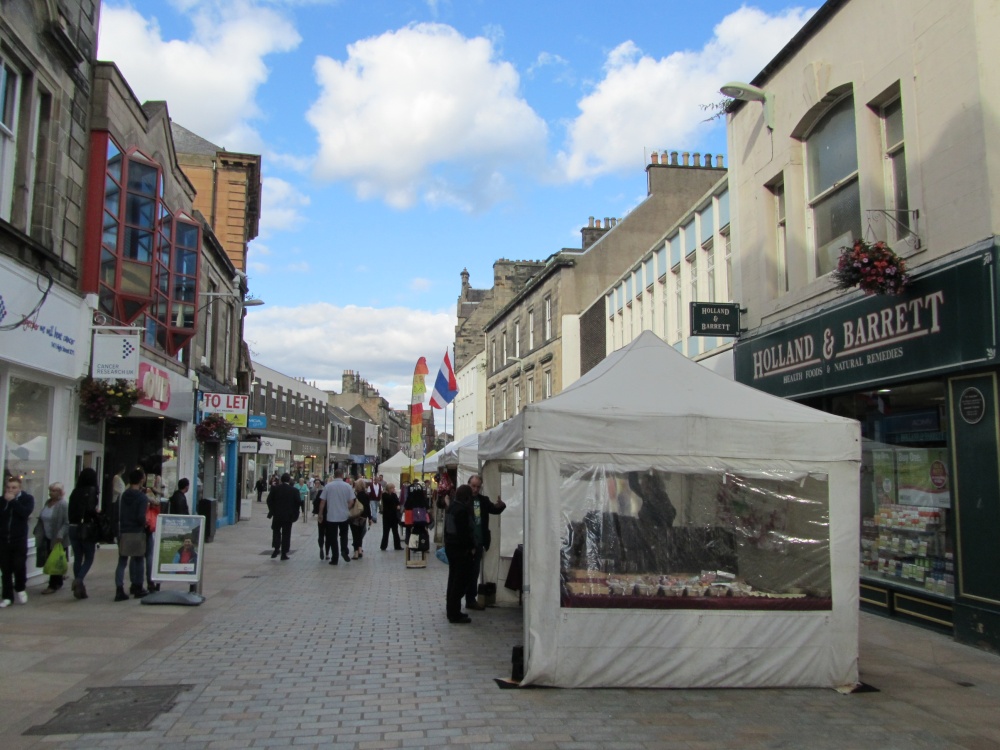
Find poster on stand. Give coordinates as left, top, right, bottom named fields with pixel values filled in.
left=151, top=515, right=205, bottom=583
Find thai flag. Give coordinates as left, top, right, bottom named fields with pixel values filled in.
left=428, top=350, right=459, bottom=408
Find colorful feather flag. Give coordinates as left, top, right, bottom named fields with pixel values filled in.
left=410, top=357, right=428, bottom=453
left=428, top=350, right=459, bottom=409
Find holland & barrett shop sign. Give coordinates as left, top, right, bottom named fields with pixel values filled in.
left=734, top=247, right=998, bottom=398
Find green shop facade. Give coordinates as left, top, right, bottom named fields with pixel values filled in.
left=734, top=240, right=1000, bottom=653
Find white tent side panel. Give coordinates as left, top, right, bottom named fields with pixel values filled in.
left=519, top=450, right=859, bottom=689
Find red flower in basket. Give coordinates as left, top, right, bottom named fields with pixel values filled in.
left=832, top=239, right=909, bottom=296
left=196, top=413, right=232, bottom=443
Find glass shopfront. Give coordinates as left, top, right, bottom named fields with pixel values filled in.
left=803, top=381, right=955, bottom=600
left=4, top=377, right=54, bottom=498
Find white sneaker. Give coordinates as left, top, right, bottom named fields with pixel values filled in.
left=0, top=599, right=11, bottom=608
left=16, top=591, right=28, bottom=604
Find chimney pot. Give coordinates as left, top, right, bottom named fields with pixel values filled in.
left=595, top=219, right=602, bottom=228
left=693, top=153, right=701, bottom=167
left=589, top=216, right=595, bottom=228
left=670, top=151, right=679, bottom=165
left=683, top=152, right=691, bottom=166
left=716, top=154, right=724, bottom=168
left=650, top=151, right=659, bottom=164
left=604, top=217, right=611, bottom=228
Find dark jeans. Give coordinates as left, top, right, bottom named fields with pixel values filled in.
left=349, top=521, right=367, bottom=552
left=445, top=542, right=471, bottom=620
left=466, top=544, right=484, bottom=605
left=0, top=541, right=28, bottom=600
left=69, top=525, right=97, bottom=583
left=325, top=520, right=350, bottom=563
left=317, top=521, right=333, bottom=556
left=271, top=522, right=293, bottom=555
left=381, top=513, right=401, bottom=549
left=115, top=555, right=144, bottom=589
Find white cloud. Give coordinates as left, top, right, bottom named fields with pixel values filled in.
left=244, top=303, right=456, bottom=409
left=556, top=5, right=815, bottom=181
left=306, top=23, right=547, bottom=211
left=97, top=1, right=300, bottom=151
left=259, top=176, right=311, bottom=236
left=409, top=278, right=432, bottom=292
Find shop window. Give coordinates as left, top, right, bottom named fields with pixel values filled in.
left=770, top=180, right=788, bottom=293
left=820, top=382, right=953, bottom=599
left=5, top=376, right=53, bottom=499
left=880, top=96, right=910, bottom=240
left=805, top=94, right=861, bottom=278
left=95, top=137, right=200, bottom=353
left=0, top=58, right=21, bottom=222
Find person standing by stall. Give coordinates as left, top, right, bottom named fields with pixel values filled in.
left=1, top=476, right=35, bottom=607
left=444, top=484, right=476, bottom=624
left=466, top=474, right=506, bottom=611
left=379, top=482, right=402, bottom=551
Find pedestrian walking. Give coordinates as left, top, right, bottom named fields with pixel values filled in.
left=294, top=476, right=309, bottom=520
left=444, top=484, right=476, bottom=624
left=266, top=474, right=300, bottom=560
left=379, top=482, right=402, bottom=551
left=255, top=475, right=267, bottom=503
left=114, top=467, right=149, bottom=601
left=1, top=476, right=35, bottom=608
left=67, top=468, right=101, bottom=599
left=35, top=482, right=69, bottom=595
left=311, top=477, right=331, bottom=559
left=350, top=477, right=372, bottom=559
left=318, top=469, right=353, bottom=565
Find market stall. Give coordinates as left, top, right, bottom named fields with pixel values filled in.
left=478, top=331, right=861, bottom=688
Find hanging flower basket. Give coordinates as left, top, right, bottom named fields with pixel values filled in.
left=79, top=377, right=144, bottom=424
left=196, top=413, right=232, bottom=443
left=832, top=239, right=910, bottom=296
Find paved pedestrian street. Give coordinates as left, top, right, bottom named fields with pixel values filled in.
left=2, top=508, right=999, bottom=749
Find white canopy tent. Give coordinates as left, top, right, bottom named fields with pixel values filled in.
left=478, top=331, right=861, bottom=689
left=436, top=432, right=480, bottom=484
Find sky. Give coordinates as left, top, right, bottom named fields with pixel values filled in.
left=96, top=0, right=816, bottom=412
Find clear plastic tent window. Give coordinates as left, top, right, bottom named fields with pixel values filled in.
left=559, top=463, right=831, bottom=610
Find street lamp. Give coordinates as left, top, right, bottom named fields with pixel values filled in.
left=719, top=81, right=773, bottom=130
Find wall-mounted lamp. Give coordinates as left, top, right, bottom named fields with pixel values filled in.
left=720, top=81, right=773, bottom=131
left=198, top=291, right=265, bottom=312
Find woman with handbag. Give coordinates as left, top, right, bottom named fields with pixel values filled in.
left=36, top=482, right=70, bottom=595
left=349, top=478, right=372, bottom=559
left=143, top=483, right=162, bottom=592
left=67, top=468, right=101, bottom=599
left=114, top=467, right=149, bottom=601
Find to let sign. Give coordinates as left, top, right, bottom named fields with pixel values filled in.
left=202, top=392, right=250, bottom=428
left=690, top=302, right=741, bottom=337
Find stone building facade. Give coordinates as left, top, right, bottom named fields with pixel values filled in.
left=482, top=155, right=726, bottom=427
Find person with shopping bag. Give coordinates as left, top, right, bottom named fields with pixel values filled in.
left=36, top=482, right=69, bottom=595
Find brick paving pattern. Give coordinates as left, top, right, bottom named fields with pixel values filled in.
left=1, top=508, right=999, bottom=749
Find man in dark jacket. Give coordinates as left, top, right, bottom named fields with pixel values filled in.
left=168, top=478, right=190, bottom=514
left=1, top=476, right=35, bottom=607
left=266, top=473, right=300, bottom=560
left=466, top=474, right=506, bottom=611
left=444, top=484, right=476, bottom=623
left=114, top=467, right=149, bottom=601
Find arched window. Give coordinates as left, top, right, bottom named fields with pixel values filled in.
left=805, top=94, right=861, bottom=277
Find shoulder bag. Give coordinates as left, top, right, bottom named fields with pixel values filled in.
left=348, top=497, right=365, bottom=520
left=118, top=531, right=146, bottom=557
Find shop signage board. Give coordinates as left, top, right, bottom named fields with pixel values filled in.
left=0, top=255, right=88, bottom=378
left=150, top=514, right=205, bottom=584
left=201, top=392, right=249, bottom=427
left=690, top=302, right=741, bottom=337
left=734, top=247, right=998, bottom=398
left=238, top=440, right=259, bottom=453
left=247, top=414, right=267, bottom=429
left=92, top=333, right=140, bottom=380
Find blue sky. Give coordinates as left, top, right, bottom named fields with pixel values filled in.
left=97, top=0, right=815, bottom=410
